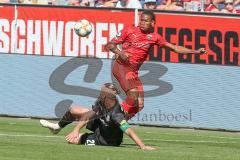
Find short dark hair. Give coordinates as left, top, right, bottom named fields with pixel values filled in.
left=141, top=10, right=156, bottom=21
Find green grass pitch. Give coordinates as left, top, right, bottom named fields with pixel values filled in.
left=0, top=117, right=240, bottom=160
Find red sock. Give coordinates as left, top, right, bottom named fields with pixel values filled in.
left=121, top=96, right=139, bottom=118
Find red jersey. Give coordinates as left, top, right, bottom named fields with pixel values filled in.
left=111, top=26, right=167, bottom=70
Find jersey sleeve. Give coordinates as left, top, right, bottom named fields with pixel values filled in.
left=156, top=34, right=168, bottom=47
left=110, top=27, right=129, bottom=44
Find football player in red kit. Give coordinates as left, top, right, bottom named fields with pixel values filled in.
left=105, top=10, right=206, bottom=119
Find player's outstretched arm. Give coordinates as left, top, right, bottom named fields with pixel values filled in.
left=163, top=42, right=206, bottom=55
left=66, top=110, right=96, bottom=144
left=124, top=127, right=156, bottom=150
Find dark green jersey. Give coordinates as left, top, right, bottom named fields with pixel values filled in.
left=86, top=98, right=128, bottom=146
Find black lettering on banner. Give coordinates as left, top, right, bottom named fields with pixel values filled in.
left=157, top=27, right=164, bottom=61
left=195, top=29, right=206, bottom=64
left=208, top=30, right=222, bottom=64
left=148, top=27, right=162, bottom=61
left=224, top=31, right=239, bottom=66
left=149, top=27, right=164, bottom=61
left=178, top=28, right=192, bottom=63
left=165, top=28, right=177, bottom=62
left=148, top=47, right=155, bottom=61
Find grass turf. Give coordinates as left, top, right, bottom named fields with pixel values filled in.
left=0, top=117, right=240, bottom=160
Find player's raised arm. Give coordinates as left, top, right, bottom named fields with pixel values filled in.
left=66, top=110, right=96, bottom=144
left=163, top=42, right=206, bottom=55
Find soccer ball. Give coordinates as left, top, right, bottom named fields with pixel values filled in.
left=74, top=19, right=92, bottom=37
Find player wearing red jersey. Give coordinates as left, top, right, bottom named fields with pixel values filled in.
left=105, top=10, right=206, bottom=119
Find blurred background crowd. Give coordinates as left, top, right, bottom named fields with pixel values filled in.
left=0, top=0, right=239, bottom=14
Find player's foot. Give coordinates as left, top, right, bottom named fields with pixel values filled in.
left=40, top=119, right=61, bottom=134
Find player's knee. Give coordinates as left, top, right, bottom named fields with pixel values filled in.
left=69, top=107, right=79, bottom=115
left=138, top=103, right=144, bottom=110
left=138, top=98, right=144, bottom=109
left=69, top=107, right=89, bottom=118
left=127, top=88, right=139, bottom=100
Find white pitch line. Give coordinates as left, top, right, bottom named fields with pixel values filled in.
left=0, top=133, right=64, bottom=138
left=0, top=133, right=237, bottom=144
left=145, top=132, right=240, bottom=140
left=139, top=138, right=238, bottom=144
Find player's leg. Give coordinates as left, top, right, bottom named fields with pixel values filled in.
left=112, top=61, right=131, bottom=92
left=137, top=80, right=144, bottom=112
left=58, top=105, right=90, bottom=128
left=121, top=87, right=139, bottom=118
left=39, top=119, right=62, bottom=134
left=121, top=81, right=145, bottom=119
left=68, top=105, right=90, bottom=120
left=112, top=61, right=144, bottom=118
left=122, top=85, right=146, bottom=119
left=40, top=105, right=90, bottom=134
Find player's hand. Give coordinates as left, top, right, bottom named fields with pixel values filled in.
left=66, top=130, right=80, bottom=144
left=117, top=52, right=130, bottom=62
left=197, top=48, right=207, bottom=54
left=140, top=145, right=156, bottom=150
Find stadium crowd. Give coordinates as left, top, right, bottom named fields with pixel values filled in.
left=0, top=0, right=239, bottom=14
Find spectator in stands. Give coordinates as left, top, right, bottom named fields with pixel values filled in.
left=183, top=0, right=201, bottom=11
left=234, top=0, right=240, bottom=5
left=103, top=0, right=118, bottom=7
left=213, top=0, right=225, bottom=10
left=37, top=0, right=52, bottom=5
left=80, top=0, right=91, bottom=6
left=17, top=0, right=58, bottom=5
left=157, top=0, right=170, bottom=10
left=68, top=0, right=80, bottom=5
left=116, top=0, right=142, bottom=8
left=144, top=0, right=158, bottom=9
left=0, top=0, right=10, bottom=3
left=9, top=0, right=17, bottom=3
left=94, top=0, right=104, bottom=6
left=17, top=0, right=31, bottom=3
left=234, top=0, right=240, bottom=13
left=95, top=0, right=118, bottom=7
left=157, top=0, right=184, bottom=11
left=221, top=0, right=237, bottom=13
left=204, top=0, right=220, bottom=12
left=56, top=0, right=68, bottom=5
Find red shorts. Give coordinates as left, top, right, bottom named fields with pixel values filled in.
left=112, top=60, right=143, bottom=94
left=112, top=61, right=144, bottom=116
